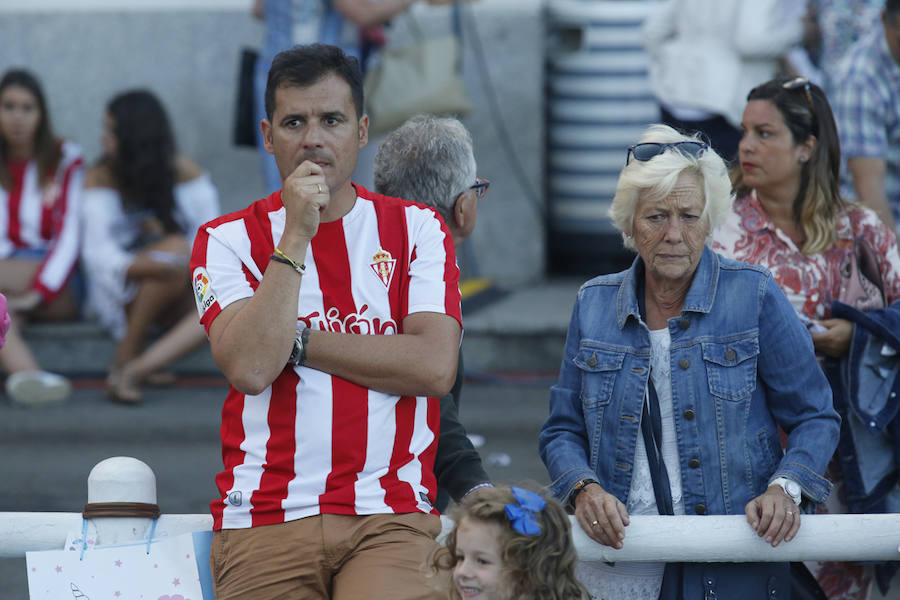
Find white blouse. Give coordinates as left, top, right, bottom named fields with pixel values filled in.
left=80, top=174, right=220, bottom=339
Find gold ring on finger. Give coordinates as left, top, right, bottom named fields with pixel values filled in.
left=591, top=520, right=599, bottom=526
left=317, top=183, right=323, bottom=194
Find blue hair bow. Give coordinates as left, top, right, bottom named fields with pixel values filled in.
left=504, top=487, right=547, bottom=536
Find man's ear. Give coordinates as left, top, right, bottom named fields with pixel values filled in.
left=358, top=114, right=369, bottom=149
left=261, top=119, right=275, bottom=155
left=453, top=192, right=469, bottom=229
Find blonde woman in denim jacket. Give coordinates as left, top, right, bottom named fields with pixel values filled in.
left=539, top=124, right=840, bottom=599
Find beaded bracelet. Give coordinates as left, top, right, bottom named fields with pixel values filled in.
left=270, top=247, right=306, bottom=275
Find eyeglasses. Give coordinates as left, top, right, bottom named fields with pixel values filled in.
left=782, top=76, right=814, bottom=110
left=469, top=177, right=490, bottom=199
left=625, top=141, right=708, bottom=165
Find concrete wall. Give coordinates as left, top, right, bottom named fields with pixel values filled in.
left=0, top=0, right=545, bottom=285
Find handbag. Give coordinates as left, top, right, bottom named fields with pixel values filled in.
left=363, top=4, right=472, bottom=136
left=641, top=378, right=792, bottom=599
left=838, top=237, right=885, bottom=310
left=233, top=47, right=259, bottom=147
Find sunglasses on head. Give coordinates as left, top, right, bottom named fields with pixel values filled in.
left=782, top=76, right=814, bottom=110
left=625, top=141, right=708, bottom=165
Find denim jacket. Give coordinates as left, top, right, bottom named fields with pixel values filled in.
left=827, top=300, right=900, bottom=514
left=539, top=247, right=841, bottom=515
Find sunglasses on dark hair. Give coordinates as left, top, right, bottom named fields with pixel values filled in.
left=625, top=141, right=708, bottom=165
left=782, top=76, right=814, bottom=110
left=469, top=177, right=490, bottom=199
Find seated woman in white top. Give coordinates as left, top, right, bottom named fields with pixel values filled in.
left=82, top=89, right=220, bottom=403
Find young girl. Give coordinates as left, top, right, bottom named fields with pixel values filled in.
left=436, top=485, right=588, bottom=600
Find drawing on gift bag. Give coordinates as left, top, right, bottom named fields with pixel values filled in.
left=70, top=583, right=89, bottom=598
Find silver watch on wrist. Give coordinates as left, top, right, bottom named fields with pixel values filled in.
left=288, top=324, right=309, bottom=366
left=770, top=477, right=802, bottom=505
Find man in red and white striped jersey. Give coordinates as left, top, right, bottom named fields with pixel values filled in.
left=190, top=44, right=462, bottom=599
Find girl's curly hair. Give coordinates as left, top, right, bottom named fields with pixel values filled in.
left=434, top=486, right=587, bottom=600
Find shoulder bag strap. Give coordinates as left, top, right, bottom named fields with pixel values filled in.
left=641, top=374, right=675, bottom=516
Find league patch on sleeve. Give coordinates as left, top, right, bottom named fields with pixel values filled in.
left=192, top=266, right=218, bottom=314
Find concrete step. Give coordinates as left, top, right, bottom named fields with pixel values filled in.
left=22, top=321, right=216, bottom=377
left=21, top=279, right=583, bottom=377
left=459, top=278, right=579, bottom=374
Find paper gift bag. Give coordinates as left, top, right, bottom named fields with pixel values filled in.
left=26, top=529, right=205, bottom=600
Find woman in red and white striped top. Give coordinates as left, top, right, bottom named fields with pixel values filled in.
left=0, top=69, right=83, bottom=406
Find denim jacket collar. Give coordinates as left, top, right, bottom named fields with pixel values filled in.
left=617, top=246, right=721, bottom=330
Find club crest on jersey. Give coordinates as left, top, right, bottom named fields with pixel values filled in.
left=192, top=267, right=218, bottom=313
left=370, top=248, right=396, bottom=288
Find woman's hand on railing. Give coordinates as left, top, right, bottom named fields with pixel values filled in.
left=574, top=483, right=630, bottom=549
left=745, top=484, right=801, bottom=548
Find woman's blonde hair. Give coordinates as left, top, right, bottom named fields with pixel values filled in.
left=609, top=124, right=734, bottom=251
left=731, top=77, right=846, bottom=255
left=433, top=486, right=586, bottom=600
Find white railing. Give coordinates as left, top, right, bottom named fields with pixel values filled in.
left=2, top=457, right=899, bottom=563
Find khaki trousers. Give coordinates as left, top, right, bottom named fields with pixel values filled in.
left=210, top=512, right=447, bottom=600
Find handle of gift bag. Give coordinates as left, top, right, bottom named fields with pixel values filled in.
left=79, top=501, right=161, bottom=559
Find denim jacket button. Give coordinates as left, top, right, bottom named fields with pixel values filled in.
left=689, top=458, right=701, bottom=468
left=678, top=318, right=690, bottom=330
left=725, top=347, right=737, bottom=362
left=587, top=353, right=598, bottom=367
left=678, top=358, right=690, bottom=370
left=694, top=504, right=707, bottom=515
left=684, top=409, right=695, bottom=420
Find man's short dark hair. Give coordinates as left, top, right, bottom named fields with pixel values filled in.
left=264, top=43, right=364, bottom=121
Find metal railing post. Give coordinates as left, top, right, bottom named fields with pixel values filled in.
left=85, top=456, right=158, bottom=547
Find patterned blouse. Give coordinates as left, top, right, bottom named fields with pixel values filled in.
left=710, top=193, right=900, bottom=320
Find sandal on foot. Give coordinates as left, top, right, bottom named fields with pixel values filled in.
left=106, top=370, right=142, bottom=404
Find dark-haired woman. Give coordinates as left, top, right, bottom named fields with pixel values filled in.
left=712, top=77, right=900, bottom=600
left=82, top=90, right=220, bottom=404
left=0, top=69, right=83, bottom=406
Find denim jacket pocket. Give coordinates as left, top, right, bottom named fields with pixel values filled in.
left=574, top=346, right=623, bottom=408
left=701, top=338, right=759, bottom=401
